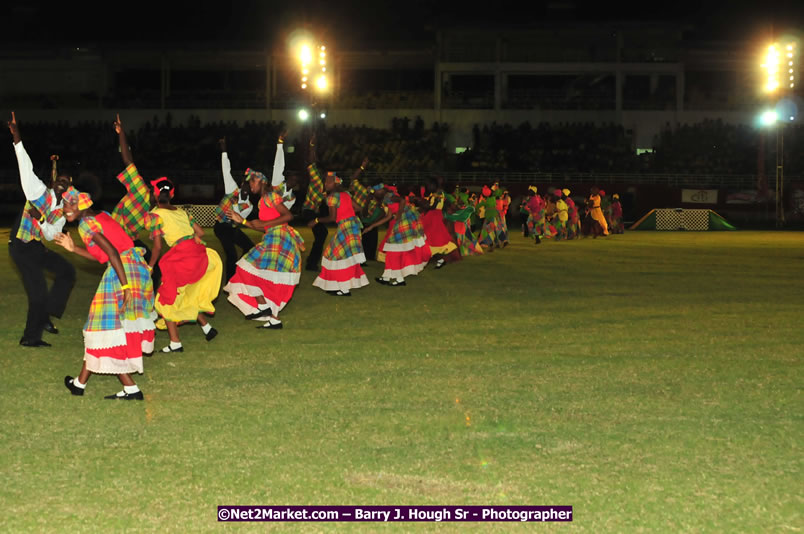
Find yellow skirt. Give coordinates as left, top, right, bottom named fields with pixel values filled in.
left=156, top=248, right=223, bottom=324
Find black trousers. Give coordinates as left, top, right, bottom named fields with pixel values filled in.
left=213, top=221, right=256, bottom=281
left=301, top=209, right=329, bottom=270
left=362, top=226, right=378, bottom=261
left=8, top=237, right=76, bottom=342
left=132, top=239, right=161, bottom=290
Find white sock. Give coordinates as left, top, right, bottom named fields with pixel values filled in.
left=258, top=302, right=270, bottom=310
left=123, top=385, right=140, bottom=394
left=162, top=341, right=182, bottom=352
left=72, top=378, right=86, bottom=389
left=267, top=317, right=282, bottom=325
left=396, top=278, right=404, bottom=283
left=201, top=323, right=212, bottom=334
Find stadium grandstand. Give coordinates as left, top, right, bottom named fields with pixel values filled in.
left=1, top=23, right=802, bottom=225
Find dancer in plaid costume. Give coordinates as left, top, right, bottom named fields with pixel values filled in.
left=109, top=115, right=163, bottom=288
left=479, top=186, right=503, bottom=250
left=212, top=136, right=259, bottom=280
left=363, top=186, right=430, bottom=286
left=445, top=204, right=483, bottom=256
left=6, top=112, right=75, bottom=347
left=420, top=186, right=460, bottom=269
left=224, top=181, right=304, bottom=329
left=564, top=189, right=581, bottom=239
left=148, top=177, right=222, bottom=353
left=311, top=174, right=368, bottom=296
left=55, top=186, right=155, bottom=400
left=610, top=194, right=624, bottom=234
left=523, top=186, right=545, bottom=244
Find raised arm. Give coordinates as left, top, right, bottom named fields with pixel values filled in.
left=114, top=114, right=134, bottom=167
left=308, top=132, right=317, bottom=165
left=219, top=137, right=238, bottom=195
left=271, top=131, right=287, bottom=187
left=8, top=113, right=48, bottom=202
left=350, top=157, right=369, bottom=182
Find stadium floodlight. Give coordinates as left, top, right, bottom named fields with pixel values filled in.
left=320, top=112, right=327, bottom=119
left=760, top=110, right=778, bottom=126
left=762, top=41, right=797, bottom=92
left=298, top=109, right=310, bottom=121
left=315, top=74, right=329, bottom=92
left=299, top=44, right=313, bottom=65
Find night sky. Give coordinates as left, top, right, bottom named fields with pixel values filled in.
left=4, top=0, right=803, bottom=46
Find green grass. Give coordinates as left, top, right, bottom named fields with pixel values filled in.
left=0, top=229, right=801, bottom=532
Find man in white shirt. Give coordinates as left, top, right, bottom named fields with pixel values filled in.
left=7, top=112, right=76, bottom=347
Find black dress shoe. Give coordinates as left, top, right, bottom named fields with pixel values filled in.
left=375, top=277, right=389, bottom=285
left=20, top=338, right=51, bottom=347
left=258, top=322, right=283, bottom=329
left=104, top=391, right=144, bottom=400
left=64, top=376, right=84, bottom=396
left=245, top=307, right=272, bottom=320
left=160, top=345, right=184, bottom=353
left=205, top=327, right=218, bottom=341
left=389, top=280, right=407, bottom=287
left=43, top=321, right=59, bottom=335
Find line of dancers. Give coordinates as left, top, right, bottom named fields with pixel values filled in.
left=7, top=112, right=622, bottom=400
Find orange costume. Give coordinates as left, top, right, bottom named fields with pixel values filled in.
left=588, top=194, right=609, bottom=236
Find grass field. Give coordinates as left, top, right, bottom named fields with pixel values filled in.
left=0, top=228, right=801, bottom=532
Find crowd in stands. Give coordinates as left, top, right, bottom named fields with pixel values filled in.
left=462, top=121, right=636, bottom=172
left=2, top=118, right=802, bottom=193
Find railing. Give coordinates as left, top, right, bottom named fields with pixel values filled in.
left=358, top=172, right=767, bottom=188
left=0, top=170, right=786, bottom=192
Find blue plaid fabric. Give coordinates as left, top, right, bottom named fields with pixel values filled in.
left=84, top=248, right=154, bottom=332
left=242, top=225, right=304, bottom=272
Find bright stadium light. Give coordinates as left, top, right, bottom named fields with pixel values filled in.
left=760, top=110, right=778, bottom=126
left=320, top=112, right=327, bottom=119
left=298, top=109, right=310, bottom=121
left=299, top=44, right=313, bottom=65
left=315, top=74, right=329, bottom=92
left=763, top=40, right=797, bottom=92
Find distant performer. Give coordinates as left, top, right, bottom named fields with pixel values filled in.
left=587, top=187, right=609, bottom=237
left=311, top=172, right=369, bottom=296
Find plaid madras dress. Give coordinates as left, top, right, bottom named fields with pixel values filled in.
left=303, top=163, right=326, bottom=212
left=224, top=192, right=305, bottom=317
left=379, top=198, right=431, bottom=281
left=78, top=213, right=155, bottom=374
left=312, top=192, right=369, bottom=292
left=112, top=164, right=152, bottom=240
left=445, top=207, right=483, bottom=256
left=566, top=198, right=581, bottom=238
left=479, top=199, right=502, bottom=247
